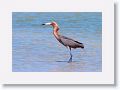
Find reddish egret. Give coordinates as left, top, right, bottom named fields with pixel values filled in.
left=42, top=21, right=84, bottom=63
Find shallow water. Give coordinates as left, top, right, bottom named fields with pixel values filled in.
left=12, top=12, right=102, bottom=72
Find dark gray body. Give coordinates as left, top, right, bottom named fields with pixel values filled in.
left=58, top=35, right=84, bottom=49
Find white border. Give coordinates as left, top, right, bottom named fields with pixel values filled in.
left=0, top=0, right=114, bottom=84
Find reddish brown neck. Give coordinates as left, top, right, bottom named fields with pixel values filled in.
left=52, top=25, right=60, bottom=39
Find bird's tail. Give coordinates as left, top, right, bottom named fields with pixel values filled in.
left=80, top=43, right=84, bottom=49
left=74, top=41, right=84, bottom=49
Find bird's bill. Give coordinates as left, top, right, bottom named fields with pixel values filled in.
left=42, top=22, right=51, bottom=25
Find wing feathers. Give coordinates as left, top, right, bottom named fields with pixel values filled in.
left=60, top=35, right=84, bottom=49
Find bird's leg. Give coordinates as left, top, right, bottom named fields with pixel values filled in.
left=68, top=47, right=72, bottom=63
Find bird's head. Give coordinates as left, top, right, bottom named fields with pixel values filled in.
left=42, top=21, right=58, bottom=27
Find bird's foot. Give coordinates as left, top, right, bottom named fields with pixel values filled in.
left=68, top=58, right=72, bottom=63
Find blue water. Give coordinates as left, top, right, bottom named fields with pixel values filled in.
left=12, top=12, right=102, bottom=72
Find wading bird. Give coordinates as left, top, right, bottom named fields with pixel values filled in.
left=42, top=21, right=84, bottom=63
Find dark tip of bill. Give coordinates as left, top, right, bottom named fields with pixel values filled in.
left=42, top=24, right=45, bottom=25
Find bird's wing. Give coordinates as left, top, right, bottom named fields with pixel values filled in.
left=60, top=35, right=75, bottom=41
left=60, top=35, right=84, bottom=48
